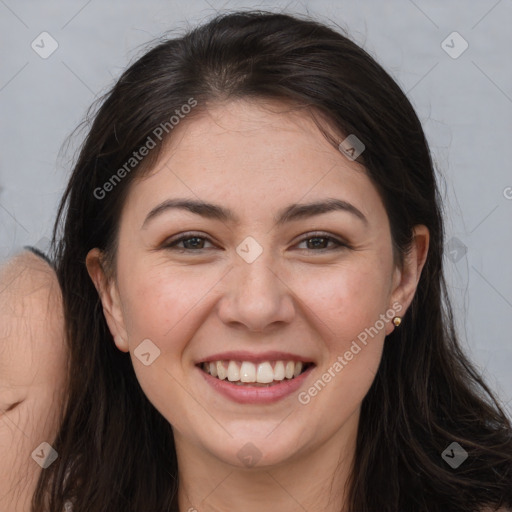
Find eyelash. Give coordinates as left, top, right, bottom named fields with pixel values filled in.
left=163, top=232, right=349, bottom=253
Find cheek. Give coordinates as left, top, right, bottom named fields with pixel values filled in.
left=116, top=266, right=213, bottom=430
left=303, top=261, right=392, bottom=346
left=295, top=265, right=390, bottom=426
left=116, top=250, right=392, bottom=413
left=119, top=264, right=210, bottom=347
left=119, top=253, right=392, bottom=360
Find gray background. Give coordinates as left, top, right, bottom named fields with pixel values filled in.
left=1, top=0, right=511, bottom=412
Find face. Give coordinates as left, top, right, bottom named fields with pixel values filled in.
left=88, top=99, right=426, bottom=471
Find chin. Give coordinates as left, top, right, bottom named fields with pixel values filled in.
left=199, top=427, right=308, bottom=469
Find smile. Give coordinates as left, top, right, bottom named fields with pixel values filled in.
left=197, top=356, right=316, bottom=404
left=200, top=360, right=313, bottom=386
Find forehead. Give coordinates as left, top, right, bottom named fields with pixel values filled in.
left=158, top=99, right=349, bottom=173
left=124, top=99, right=384, bottom=226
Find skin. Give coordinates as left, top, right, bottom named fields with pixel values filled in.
left=87, top=98, right=429, bottom=512
left=0, top=251, right=67, bottom=511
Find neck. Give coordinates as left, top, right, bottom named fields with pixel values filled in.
left=175, top=408, right=359, bottom=512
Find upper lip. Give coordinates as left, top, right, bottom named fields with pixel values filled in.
left=196, top=351, right=315, bottom=365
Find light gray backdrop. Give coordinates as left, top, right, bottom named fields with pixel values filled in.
left=1, top=0, right=511, bottom=412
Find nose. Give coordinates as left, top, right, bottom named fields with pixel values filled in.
left=216, top=249, right=296, bottom=334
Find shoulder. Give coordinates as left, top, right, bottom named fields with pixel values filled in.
left=0, top=250, right=67, bottom=510
left=0, top=249, right=63, bottom=330
left=0, top=249, right=66, bottom=401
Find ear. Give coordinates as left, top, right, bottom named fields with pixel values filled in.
left=386, top=225, right=430, bottom=334
left=85, top=248, right=129, bottom=352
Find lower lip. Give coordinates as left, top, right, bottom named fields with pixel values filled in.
left=198, top=365, right=315, bottom=404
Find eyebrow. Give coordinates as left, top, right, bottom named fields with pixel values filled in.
left=141, top=197, right=368, bottom=229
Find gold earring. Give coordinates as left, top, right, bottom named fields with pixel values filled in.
left=392, top=317, right=402, bottom=327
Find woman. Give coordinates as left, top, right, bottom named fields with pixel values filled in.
left=3, top=10, right=511, bottom=512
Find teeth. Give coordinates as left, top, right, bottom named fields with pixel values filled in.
left=273, top=361, right=285, bottom=381
left=256, top=362, right=274, bottom=383
left=285, top=361, right=295, bottom=379
left=202, top=360, right=308, bottom=383
left=240, top=361, right=256, bottom=382
left=216, top=361, right=227, bottom=380
left=227, top=361, right=240, bottom=381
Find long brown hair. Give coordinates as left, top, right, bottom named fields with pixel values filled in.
left=33, top=10, right=512, bottom=512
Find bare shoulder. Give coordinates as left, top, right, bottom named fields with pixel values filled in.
left=0, top=249, right=62, bottom=317
left=0, top=248, right=67, bottom=403
left=0, top=250, right=66, bottom=367
left=0, top=250, right=67, bottom=511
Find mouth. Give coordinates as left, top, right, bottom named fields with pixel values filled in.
left=197, top=359, right=315, bottom=387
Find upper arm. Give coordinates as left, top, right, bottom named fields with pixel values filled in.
left=0, top=251, right=68, bottom=511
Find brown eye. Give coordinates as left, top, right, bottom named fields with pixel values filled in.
left=296, top=233, right=347, bottom=252
left=162, top=232, right=349, bottom=253
left=163, top=233, right=216, bottom=251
